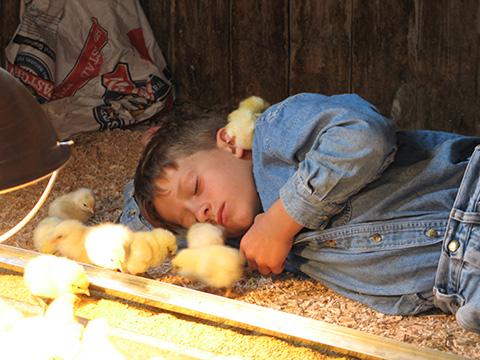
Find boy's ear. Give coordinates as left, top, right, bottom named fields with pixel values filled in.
left=216, top=127, right=248, bottom=159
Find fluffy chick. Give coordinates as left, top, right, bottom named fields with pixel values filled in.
left=48, top=188, right=96, bottom=223
left=124, top=228, right=177, bottom=275
left=226, top=108, right=257, bottom=150
left=84, top=223, right=132, bottom=271
left=187, top=223, right=224, bottom=249
left=238, top=95, right=269, bottom=114
left=49, top=219, right=91, bottom=263
left=77, top=318, right=125, bottom=360
left=148, top=228, right=177, bottom=265
left=24, top=255, right=90, bottom=301
left=171, top=245, right=245, bottom=294
left=3, top=295, right=83, bottom=360
left=42, top=293, right=84, bottom=358
left=0, top=299, right=24, bottom=332
left=32, top=216, right=64, bottom=254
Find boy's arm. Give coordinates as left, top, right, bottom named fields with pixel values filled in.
left=240, top=198, right=303, bottom=275
left=245, top=94, right=398, bottom=274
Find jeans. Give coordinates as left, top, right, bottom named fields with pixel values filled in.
left=434, top=145, right=480, bottom=332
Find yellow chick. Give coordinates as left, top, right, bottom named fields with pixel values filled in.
left=123, top=232, right=153, bottom=275
left=84, top=223, right=132, bottom=271
left=42, top=293, right=84, bottom=359
left=171, top=245, right=245, bottom=294
left=24, top=255, right=90, bottom=301
left=77, top=318, right=125, bottom=360
left=124, top=228, right=177, bottom=275
left=1, top=314, right=53, bottom=359
left=0, top=299, right=24, bottom=332
left=51, top=219, right=91, bottom=263
left=238, top=95, right=270, bottom=114
left=48, top=187, right=96, bottom=223
left=148, top=228, right=177, bottom=265
left=186, top=223, right=224, bottom=248
left=32, top=216, right=64, bottom=254
left=226, top=108, right=257, bottom=150
left=3, top=295, right=83, bottom=360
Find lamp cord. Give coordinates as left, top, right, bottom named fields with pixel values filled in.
left=0, top=171, right=57, bottom=243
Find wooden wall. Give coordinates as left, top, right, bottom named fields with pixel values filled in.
left=2, top=0, right=479, bottom=135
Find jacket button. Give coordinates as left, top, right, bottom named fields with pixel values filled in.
left=425, top=228, right=438, bottom=238
left=447, top=239, right=460, bottom=253
left=128, top=209, right=137, bottom=217
left=324, top=240, right=336, bottom=248
left=370, top=233, right=382, bottom=243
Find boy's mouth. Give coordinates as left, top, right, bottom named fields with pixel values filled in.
left=216, top=202, right=225, bottom=226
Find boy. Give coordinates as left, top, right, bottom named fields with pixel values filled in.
left=120, top=93, right=480, bottom=332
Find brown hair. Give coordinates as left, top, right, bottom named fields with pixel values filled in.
left=134, top=114, right=226, bottom=233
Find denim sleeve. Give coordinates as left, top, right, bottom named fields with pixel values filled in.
left=255, top=93, right=397, bottom=230
left=118, top=180, right=154, bottom=231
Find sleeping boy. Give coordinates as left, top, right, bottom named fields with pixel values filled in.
left=120, top=93, right=480, bottom=332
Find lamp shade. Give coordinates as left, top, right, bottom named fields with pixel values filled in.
left=0, top=67, right=70, bottom=193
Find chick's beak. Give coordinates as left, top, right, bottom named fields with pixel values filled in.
left=75, top=286, right=90, bottom=296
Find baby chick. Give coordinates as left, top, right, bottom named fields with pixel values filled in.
left=49, top=219, right=91, bottom=263
left=32, top=216, right=64, bottom=254
left=42, top=293, right=84, bottom=359
left=226, top=96, right=269, bottom=150
left=124, top=228, right=177, bottom=275
left=238, top=95, right=270, bottom=114
left=3, top=295, right=83, bottom=360
left=48, top=187, right=96, bottom=223
left=24, top=255, right=90, bottom=303
left=84, top=223, right=132, bottom=271
left=77, top=318, right=125, bottom=360
left=226, top=108, right=257, bottom=150
left=0, top=299, right=24, bottom=332
left=171, top=244, right=245, bottom=296
left=187, top=223, right=224, bottom=248
left=148, top=228, right=178, bottom=265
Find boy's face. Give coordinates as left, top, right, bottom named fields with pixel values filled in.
left=152, top=129, right=261, bottom=237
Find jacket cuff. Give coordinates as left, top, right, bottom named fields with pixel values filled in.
left=279, top=173, right=342, bottom=229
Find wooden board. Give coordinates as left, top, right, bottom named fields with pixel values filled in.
left=230, top=0, right=289, bottom=106
left=0, top=243, right=465, bottom=360
left=351, top=0, right=414, bottom=117
left=170, top=0, right=230, bottom=107
left=289, top=0, right=352, bottom=95
left=0, top=0, right=20, bottom=67
left=391, top=0, right=480, bottom=134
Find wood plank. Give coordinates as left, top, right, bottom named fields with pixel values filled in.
left=289, top=0, right=351, bottom=96
left=351, top=0, right=414, bottom=117
left=172, top=0, right=230, bottom=107
left=0, top=0, right=20, bottom=67
left=142, top=0, right=173, bottom=71
left=230, top=0, right=289, bottom=107
left=0, top=244, right=465, bottom=360
left=394, top=0, right=480, bottom=134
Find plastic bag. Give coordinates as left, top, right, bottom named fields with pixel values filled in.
left=5, top=0, right=174, bottom=138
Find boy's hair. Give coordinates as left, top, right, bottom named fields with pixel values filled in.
left=134, top=114, right=226, bottom=233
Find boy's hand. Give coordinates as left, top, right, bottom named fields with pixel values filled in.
left=240, top=199, right=303, bottom=275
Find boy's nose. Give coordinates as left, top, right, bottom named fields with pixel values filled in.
left=195, top=203, right=212, bottom=223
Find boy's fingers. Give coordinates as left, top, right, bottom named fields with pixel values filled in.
left=246, top=259, right=257, bottom=271
left=258, top=266, right=271, bottom=276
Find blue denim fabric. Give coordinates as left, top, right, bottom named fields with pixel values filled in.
left=433, top=145, right=480, bottom=332
left=120, top=92, right=480, bottom=326
left=253, top=93, right=480, bottom=317
left=118, top=180, right=153, bottom=231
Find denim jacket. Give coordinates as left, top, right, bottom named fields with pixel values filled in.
left=253, top=93, right=480, bottom=315
left=120, top=92, right=480, bottom=316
